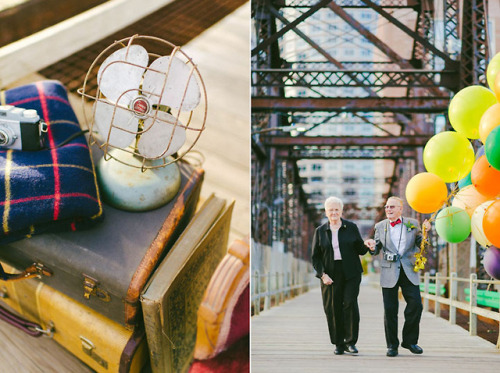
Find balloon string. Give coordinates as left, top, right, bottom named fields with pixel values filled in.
left=414, top=183, right=460, bottom=272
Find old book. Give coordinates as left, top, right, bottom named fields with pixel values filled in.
left=141, top=194, right=234, bottom=373
left=193, top=236, right=250, bottom=360
left=0, top=264, right=148, bottom=373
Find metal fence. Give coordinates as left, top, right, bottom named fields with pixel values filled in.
left=420, top=272, right=500, bottom=349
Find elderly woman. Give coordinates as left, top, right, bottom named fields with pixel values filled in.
left=311, top=196, right=369, bottom=355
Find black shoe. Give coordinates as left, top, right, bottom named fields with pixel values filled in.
left=334, top=345, right=346, bottom=355
left=401, top=343, right=423, bottom=354
left=346, top=345, right=358, bottom=354
left=386, top=348, right=398, bottom=357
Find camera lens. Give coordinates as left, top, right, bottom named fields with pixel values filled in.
left=0, top=129, right=10, bottom=145
left=0, top=126, right=16, bottom=148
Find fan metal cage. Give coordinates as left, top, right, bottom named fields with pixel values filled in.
left=78, top=34, right=207, bottom=170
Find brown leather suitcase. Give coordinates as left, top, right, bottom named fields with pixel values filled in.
left=0, top=161, right=203, bottom=328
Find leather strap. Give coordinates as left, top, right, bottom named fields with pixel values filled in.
left=0, top=263, right=53, bottom=281
left=0, top=303, right=43, bottom=337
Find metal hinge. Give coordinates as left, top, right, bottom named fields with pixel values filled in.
left=80, top=336, right=108, bottom=369
left=82, top=274, right=111, bottom=302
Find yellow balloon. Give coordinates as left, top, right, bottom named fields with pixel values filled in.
left=452, top=184, right=490, bottom=217
left=406, top=173, right=447, bottom=214
left=471, top=200, right=495, bottom=247
left=479, top=103, right=500, bottom=144
left=423, top=131, right=475, bottom=183
left=448, top=86, right=497, bottom=139
left=487, top=52, right=500, bottom=91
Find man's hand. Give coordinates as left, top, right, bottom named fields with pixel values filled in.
left=422, top=219, right=431, bottom=231
left=364, top=239, right=376, bottom=251
left=321, top=273, right=333, bottom=285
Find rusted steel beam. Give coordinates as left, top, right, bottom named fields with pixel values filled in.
left=251, top=0, right=332, bottom=56
left=263, top=135, right=430, bottom=147
left=275, top=147, right=418, bottom=159
left=251, top=97, right=450, bottom=113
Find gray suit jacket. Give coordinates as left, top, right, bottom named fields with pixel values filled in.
left=372, top=217, right=423, bottom=288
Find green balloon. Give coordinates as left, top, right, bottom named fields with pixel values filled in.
left=435, top=206, right=471, bottom=243
left=448, top=85, right=496, bottom=139
left=485, top=125, right=500, bottom=171
left=423, top=131, right=475, bottom=183
left=457, top=172, right=472, bottom=189
left=487, top=52, right=500, bottom=90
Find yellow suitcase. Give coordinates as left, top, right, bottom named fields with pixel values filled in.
left=0, top=264, right=148, bottom=373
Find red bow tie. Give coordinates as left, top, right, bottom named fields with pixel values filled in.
left=390, top=218, right=401, bottom=227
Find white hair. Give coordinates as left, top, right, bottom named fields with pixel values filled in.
left=324, top=196, right=344, bottom=210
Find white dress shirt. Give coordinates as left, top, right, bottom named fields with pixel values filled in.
left=330, top=225, right=342, bottom=260
left=389, top=219, right=406, bottom=255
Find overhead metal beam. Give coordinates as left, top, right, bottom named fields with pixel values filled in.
left=276, top=147, right=418, bottom=159
left=263, top=135, right=431, bottom=147
left=252, top=97, right=450, bottom=113
left=251, top=0, right=332, bottom=56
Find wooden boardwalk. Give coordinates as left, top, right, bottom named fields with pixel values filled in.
left=0, top=3, right=249, bottom=372
left=251, top=282, right=500, bottom=373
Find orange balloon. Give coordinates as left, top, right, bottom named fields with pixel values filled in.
left=451, top=184, right=490, bottom=216
left=405, top=172, right=447, bottom=213
left=483, top=200, right=500, bottom=247
left=471, top=155, right=500, bottom=198
left=479, top=103, right=500, bottom=144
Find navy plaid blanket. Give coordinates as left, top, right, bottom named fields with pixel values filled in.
left=0, top=80, right=103, bottom=243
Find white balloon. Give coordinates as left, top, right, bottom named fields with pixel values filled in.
left=471, top=200, right=495, bottom=247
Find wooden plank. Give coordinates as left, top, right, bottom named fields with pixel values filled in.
left=252, top=284, right=500, bottom=372
left=0, top=0, right=175, bottom=88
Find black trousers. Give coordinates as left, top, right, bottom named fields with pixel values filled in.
left=320, top=260, right=361, bottom=346
left=382, top=268, right=423, bottom=348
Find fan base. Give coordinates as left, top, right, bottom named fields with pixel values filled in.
left=97, top=150, right=181, bottom=212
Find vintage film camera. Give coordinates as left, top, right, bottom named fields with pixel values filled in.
left=383, top=252, right=399, bottom=262
left=0, top=105, right=47, bottom=151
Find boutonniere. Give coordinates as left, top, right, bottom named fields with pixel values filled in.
left=404, top=221, right=416, bottom=232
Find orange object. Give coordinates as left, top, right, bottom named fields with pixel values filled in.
left=479, top=103, right=500, bottom=144
left=405, top=172, right=448, bottom=214
left=483, top=200, right=500, bottom=247
left=451, top=184, right=490, bottom=216
left=471, top=155, right=500, bottom=198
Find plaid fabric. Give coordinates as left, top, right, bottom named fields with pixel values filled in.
left=0, top=80, right=103, bottom=243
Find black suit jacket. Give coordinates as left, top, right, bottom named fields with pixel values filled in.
left=312, top=219, right=368, bottom=280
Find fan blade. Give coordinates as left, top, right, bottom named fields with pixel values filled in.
left=142, top=56, right=200, bottom=111
left=94, top=101, right=137, bottom=148
left=137, top=111, right=186, bottom=159
left=97, top=45, right=148, bottom=106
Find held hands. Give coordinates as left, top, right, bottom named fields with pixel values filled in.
left=321, top=273, right=333, bottom=286
left=364, top=239, right=376, bottom=253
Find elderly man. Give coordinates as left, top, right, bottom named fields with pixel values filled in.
left=365, top=196, right=431, bottom=357
left=312, top=196, right=369, bottom=355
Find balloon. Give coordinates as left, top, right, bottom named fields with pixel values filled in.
left=435, top=206, right=471, bottom=243
left=471, top=200, right=494, bottom=247
left=458, top=172, right=472, bottom=189
left=487, top=52, right=500, bottom=91
left=423, top=131, right=475, bottom=183
left=471, top=155, right=500, bottom=198
left=483, top=200, right=500, bottom=247
left=448, top=85, right=496, bottom=139
left=451, top=184, right=490, bottom=216
left=405, top=173, right=447, bottom=214
left=483, top=246, right=500, bottom=280
left=479, top=103, right=500, bottom=144
left=485, top=125, right=500, bottom=171
left=494, top=72, right=500, bottom=102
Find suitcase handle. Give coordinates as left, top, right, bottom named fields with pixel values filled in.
left=0, top=303, right=53, bottom=337
left=0, top=262, right=53, bottom=281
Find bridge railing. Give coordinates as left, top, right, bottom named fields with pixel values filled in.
left=420, top=272, right=500, bottom=349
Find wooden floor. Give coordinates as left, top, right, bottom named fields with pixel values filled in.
left=0, top=3, right=249, bottom=372
left=251, top=283, right=500, bottom=373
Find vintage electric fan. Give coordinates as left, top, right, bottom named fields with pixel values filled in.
left=79, top=35, right=207, bottom=211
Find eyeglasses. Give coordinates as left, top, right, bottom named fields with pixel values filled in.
left=384, top=205, right=400, bottom=209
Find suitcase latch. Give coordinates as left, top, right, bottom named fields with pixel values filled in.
left=80, top=336, right=108, bottom=369
left=82, top=274, right=111, bottom=302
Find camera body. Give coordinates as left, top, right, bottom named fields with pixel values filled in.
left=383, top=252, right=399, bottom=262
left=0, top=105, right=46, bottom=151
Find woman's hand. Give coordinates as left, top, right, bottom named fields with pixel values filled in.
left=364, top=239, right=376, bottom=251
left=321, top=273, right=333, bottom=285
